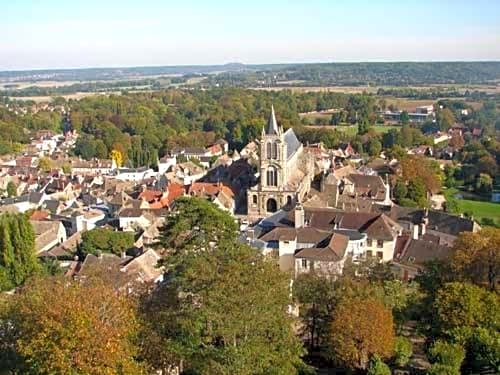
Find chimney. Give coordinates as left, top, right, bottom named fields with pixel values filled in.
left=421, top=209, right=429, bottom=235
left=294, top=203, right=304, bottom=229
left=412, top=224, right=419, bottom=240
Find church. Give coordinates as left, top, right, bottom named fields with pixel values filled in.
left=247, top=106, right=313, bottom=217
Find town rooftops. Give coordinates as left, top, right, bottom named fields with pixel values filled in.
left=295, top=233, right=349, bottom=262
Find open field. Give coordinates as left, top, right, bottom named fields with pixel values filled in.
left=455, top=199, right=500, bottom=224
left=306, top=124, right=400, bottom=136
left=444, top=188, right=500, bottom=226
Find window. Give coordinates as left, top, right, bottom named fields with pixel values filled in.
left=376, top=251, right=383, bottom=259
left=272, top=142, right=278, bottom=159
left=301, top=259, right=308, bottom=269
left=252, top=195, right=257, bottom=204
left=377, top=240, right=384, bottom=248
left=366, top=250, right=373, bottom=257
left=266, top=167, right=278, bottom=186
left=266, top=142, right=272, bottom=159
left=367, top=239, right=373, bottom=247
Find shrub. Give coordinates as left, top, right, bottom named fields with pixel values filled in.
left=393, top=336, right=413, bottom=367
left=428, top=341, right=465, bottom=375
left=367, top=355, right=391, bottom=375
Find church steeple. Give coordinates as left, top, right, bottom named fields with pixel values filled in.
left=265, top=105, right=280, bottom=135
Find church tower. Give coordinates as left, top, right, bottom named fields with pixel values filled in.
left=259, top=105, right=288, bottom=189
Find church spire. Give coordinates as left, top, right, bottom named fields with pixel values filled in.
left=265, top=105, right=279, bottom=135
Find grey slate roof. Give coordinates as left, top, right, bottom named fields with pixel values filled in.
left=284, top=128, right=301, bottom=160
left=266, top=105, right=279, bottom=135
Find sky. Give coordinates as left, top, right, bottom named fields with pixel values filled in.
left=2, top=0, right=500, bottom=70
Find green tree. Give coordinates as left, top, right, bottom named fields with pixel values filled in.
left=367, top=355, right=391, bottom=375
left=0, top=213, right=39, bottom=291
left=367, top=138, right=382, bottom=157
left=293, top=273, right=337, bottom=352
left=79, top=228, right=135, bottom=257
left=428, top=341, right=465, bottom=375
left=393, top=336, right=413, bottom=367
left=400, top=110, right=410, bottom=125
left=6, top=181, right=16, bottom=197
left=142, top=198, right=305, bottom=374
left=474, top=173, right=493, bottom=195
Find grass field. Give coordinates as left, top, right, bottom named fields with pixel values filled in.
left=455, top=199, right=500, bottom=224
left=444, top=188, right=500, bottom=226
left=307, top=124, right=400, bottom=136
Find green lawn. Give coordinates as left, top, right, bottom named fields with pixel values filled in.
left=333, top=124, right=401, bottom=136
left=444, top=188, right=500, bottom=226
left=455, top=199, right=500, bottom=224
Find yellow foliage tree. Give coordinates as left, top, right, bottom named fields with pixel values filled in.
left=329, top=296, right=395, bottom=370
left=110, top=149, right=123, bottom=168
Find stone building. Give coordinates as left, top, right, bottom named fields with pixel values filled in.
left=247, top=106, right=313, bottom=217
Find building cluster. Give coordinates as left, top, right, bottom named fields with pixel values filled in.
left=0, top=107, right=481, bottom=286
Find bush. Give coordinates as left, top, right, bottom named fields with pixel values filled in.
left=393, top=336, right=413, bottom=367
left=367, top=355, right=391, bottom=375
left=428, top=341, right=465, bottom=375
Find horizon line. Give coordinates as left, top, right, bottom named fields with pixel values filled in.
left=2, top=59, right=500, bottom=74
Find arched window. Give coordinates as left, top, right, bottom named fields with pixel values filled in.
left=272, top=142, right=278, bottom=159
left=266, top=167, right=278, bottom=186
left=266, top=142, right=272, bottom=159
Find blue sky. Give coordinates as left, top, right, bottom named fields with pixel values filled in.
left=2, top=0, right=500, bottom=70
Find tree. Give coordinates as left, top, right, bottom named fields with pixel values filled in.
left=79, top=228, right=135, bottom=257
left=329, top=296, right=394, bottom=370
left=142, top=198, right=305, bottom=374
left=400, top=110, right=410, bottom=125
left=428, top=341, right=465, bottom=375
left=6, top=181, right=16, bottom=197
left=393, top=336, right=413, bottom=367
left=433, top=282, right=499, bottom=352
left=37, top=157, right=52, bottom=172
left=393, top=179, right=408, bottom=201
left=367, top=138, right=382, bottom=157
left=110, top=149, right=124, bottom=168
left=451, top=228, right=500, bottom=291
left=401, top=156, right=442, bottom=195
left=407, top=177, right=428, bottom=207
left=367, top=355, right=391, bottom=375
left=0, top=274, right=144, bottom=374
left=475, top=173, right=493, bottom=195
left=436, top=108, right=455, bottom=130
left=0, top=213, right=39, bottom=291
left=294, top=273, right=337, bottom=352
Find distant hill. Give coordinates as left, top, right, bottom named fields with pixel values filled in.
left=1, top=61, right=500, bottom=87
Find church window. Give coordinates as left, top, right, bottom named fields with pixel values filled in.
left=266, top=167, right=278, bottom=186
left=252, top=195, right=257, bottom=204
left=266, top=142, right=272, bottom=159
left=272, top=142, right=278, bottom=159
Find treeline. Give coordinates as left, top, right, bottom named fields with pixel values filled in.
left=69, top=89, right=378, bottom=165
left=207, top=62, right=500, bottom=87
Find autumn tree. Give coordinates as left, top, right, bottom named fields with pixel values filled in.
left=142, top=198, right=305, bottom=374
left=110, top=148, right=124, bottom=168
left=37, top=157, right=52, bottom=172
left=328, top=296, right=394, bottom=370
left=451, top=228, right=500, bottom=291
left=401, top=155, right=442, bottom=195
left=0, top=274, right=144, bottom=374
